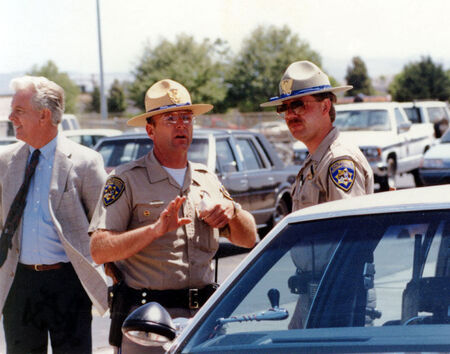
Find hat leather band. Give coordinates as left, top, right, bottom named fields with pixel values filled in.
left=269, top=84, right=332, bottom=102
left=147, top=102, right=192, bottom=113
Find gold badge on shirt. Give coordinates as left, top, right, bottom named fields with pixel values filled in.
left=220, top=185, right=233, bottom=201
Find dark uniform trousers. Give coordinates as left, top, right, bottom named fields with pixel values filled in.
left=3, top=262, right=92, bottom=354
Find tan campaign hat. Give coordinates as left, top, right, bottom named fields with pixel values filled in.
left=127, top=79, right=213, bottom=126
left=260, top=61, right=352, bottom=107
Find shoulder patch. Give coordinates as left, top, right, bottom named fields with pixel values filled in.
left=329, top=159, right=355, bottom=192
left=103, top=176, right=125, bottom=206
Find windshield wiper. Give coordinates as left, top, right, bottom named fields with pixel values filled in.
left=211, top=289, right=288, bottom=336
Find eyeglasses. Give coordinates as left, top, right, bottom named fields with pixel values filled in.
left=162, top=114, right=195, bottom=125
left=276, top=100, right=319, bottom=115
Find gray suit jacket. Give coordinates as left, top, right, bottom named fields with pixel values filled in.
left=0, top=135, right=108, bottom=315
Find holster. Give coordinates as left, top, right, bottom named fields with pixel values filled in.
left=105, top=261, right=218, bottom=347
left=108, top=280, right=132, bottom=347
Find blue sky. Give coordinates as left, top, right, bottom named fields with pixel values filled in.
left=1, top=0, right=450, bottom=86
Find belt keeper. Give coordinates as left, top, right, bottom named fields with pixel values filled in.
left=189, top=288, right=199, bottom=309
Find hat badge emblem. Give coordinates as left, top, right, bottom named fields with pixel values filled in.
left=280, top=79, right=293, bottom=95
left=167, top=89, right=181, bottom=104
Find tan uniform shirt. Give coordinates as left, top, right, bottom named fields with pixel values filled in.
left=89, top=151, right=230, bottom=290
left=292, top=127, right=374, bottom=211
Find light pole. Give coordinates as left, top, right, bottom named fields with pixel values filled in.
left=96, top=0, right=108, bottom=120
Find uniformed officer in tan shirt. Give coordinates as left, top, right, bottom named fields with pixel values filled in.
left=261, top=61, right=374, bottom=329
left=261, top=60, right=374, bottom=211
left=89, top=79, right=257, bottom=353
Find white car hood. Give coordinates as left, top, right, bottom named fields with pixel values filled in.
left=424, top=142, right=450, bottom=159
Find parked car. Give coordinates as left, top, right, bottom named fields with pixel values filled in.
left=0, top=113, right=81, bottom=137
left=292, top=140, right=308, bottom=166
left=94, top=129, right=297, bottom=235
left=62, top=128, right=122, bottom=148
left=250, top=121, right=291, bottom=142
left=401, top=101, right=450, bottom=138
left=123, top=185, right=450, bottom=353
left=419, top=127, right=450, bottom=185
left=334, top=102, right=434, bottom=191
left=0, top=136, right=18, bottom=152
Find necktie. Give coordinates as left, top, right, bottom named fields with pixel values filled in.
left=0, top=149, right=41, bottom=267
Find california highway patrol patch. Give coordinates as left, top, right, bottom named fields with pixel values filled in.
left=103, top=177, right=125, bottom=206
left=329, top=160, right=355, bottom=192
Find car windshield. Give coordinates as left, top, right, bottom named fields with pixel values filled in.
left=96, top=136, right=209, bottom=169
left=182, top=210, right=450, bottom=352
left=335, top=109, right=391, bottom=131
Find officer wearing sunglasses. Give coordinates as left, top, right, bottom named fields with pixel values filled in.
left=262, top=61, right=375, bottom=330
left=262, top=60, right=374, bottom=211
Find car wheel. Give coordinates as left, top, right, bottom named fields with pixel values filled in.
left=273, top=198, right=290, bottom=225
left=259, top=198, right=290, bottom=239
left=411, top=169, right=424, bottom=187
left=379, top=157, right=396, bottom=192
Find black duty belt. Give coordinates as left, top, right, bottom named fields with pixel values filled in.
left=120, top=283, right=218, bottom=310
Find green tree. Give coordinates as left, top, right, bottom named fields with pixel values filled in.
left=129, top=34, right=229, bottom=113
left=107, top=79, right=127, bottom=113
left=389, top=56, right=450, bottom=101
left=345, top=56, right=374, bottom=96
left=28, top=60, right=80, bottom=113
left=226, top=25, right=322, bottom=112
left=90, top=85, right=101, bottom=113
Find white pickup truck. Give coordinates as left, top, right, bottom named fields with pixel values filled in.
left=293, top=102, right=435, bottom=191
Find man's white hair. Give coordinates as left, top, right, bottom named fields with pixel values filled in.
left=10, top=76, right=65, bottom=125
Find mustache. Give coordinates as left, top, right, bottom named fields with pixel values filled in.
left=286, top=118, right=304, bottom=125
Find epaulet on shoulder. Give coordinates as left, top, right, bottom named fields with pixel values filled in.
left=330, top=139, right=359, bottom=160
left=113, top=156, right=146, bottom=174
left=191, top=161, right=210, bottom=174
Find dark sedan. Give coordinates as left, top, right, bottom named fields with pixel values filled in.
left=419, top=128, right=450, bottom=185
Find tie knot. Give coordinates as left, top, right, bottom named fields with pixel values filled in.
left=30, top=149, right=41, bottom=164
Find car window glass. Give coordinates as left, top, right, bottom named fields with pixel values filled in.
left=394, top=108, right=407, bottom=125
left=427, top=107, right=448, bottom=123
left=215, top=138, right=238, bottom=173
left=184, top=211, right=450, bottom=352
left=236, top=138, right=264, bottom=170
left=403, top=107, right=421, bottom=123
left=188, top=138, right=209, bottom=165
left=97, top=139, right=153, bottom=168
left=61, top=120, right=70, bottom=130
left=335, top=110, right=391, bottom=131
left=440, top=129, right=450, bottom=143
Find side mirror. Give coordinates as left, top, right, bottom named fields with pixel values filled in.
left=122, top=302, right=176, bottom=347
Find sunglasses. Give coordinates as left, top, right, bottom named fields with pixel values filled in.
left=148, top=113, right=195, bottom=126
left=276, top=100, right=319, bottom=114
left=163, top=114, right=195, bottom=125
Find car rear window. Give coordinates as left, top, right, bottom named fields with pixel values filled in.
left=336, top=109, right=391, bottom=131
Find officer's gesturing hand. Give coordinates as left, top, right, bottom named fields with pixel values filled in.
left=152, top=196, right=191, bottom=237
left=198, top=200, right=234, bottom=229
